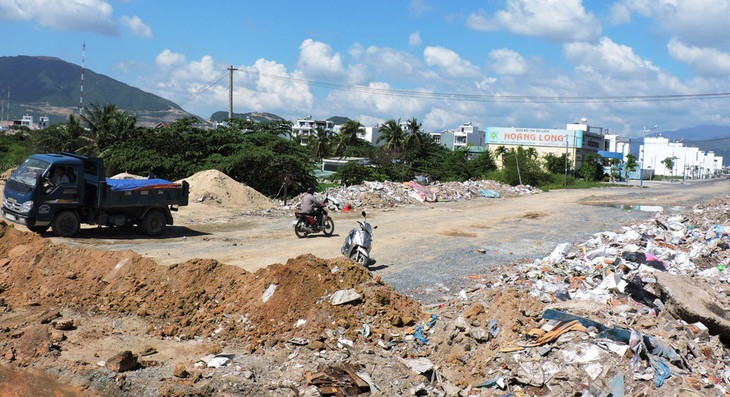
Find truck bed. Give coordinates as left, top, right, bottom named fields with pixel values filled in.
left=97, top=179, right=189, bottom=208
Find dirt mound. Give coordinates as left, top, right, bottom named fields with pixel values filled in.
left=179, top=169, right=274, bottom=210
left=0, top=222, right=421, bottom=349
left=109, top=172, right=145, bottom=180
left=0, top=167, right=16, bottom=181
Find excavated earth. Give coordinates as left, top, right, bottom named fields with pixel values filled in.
left=2, top=175, right=730, bottom=396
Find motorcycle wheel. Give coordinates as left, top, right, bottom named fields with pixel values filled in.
left=322, top=218, right=335, bottom=236
left=350, top=251, right=368, bottom=267
left=294, top=219, right=309, bottom=238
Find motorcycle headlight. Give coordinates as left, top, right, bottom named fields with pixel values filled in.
left=20, top=201, right=33, bottom=214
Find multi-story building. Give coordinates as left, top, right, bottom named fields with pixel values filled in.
left=641, top=136, right=724, bottom=179
left=291, top=115, right=334, bottom=145
left=430, top=122, right=485, bottom=150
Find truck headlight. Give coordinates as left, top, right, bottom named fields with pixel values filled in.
left=19, top=201, right=33, bottom=214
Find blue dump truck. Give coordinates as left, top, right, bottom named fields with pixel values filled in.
left=2, top=152, right=189, bottom=237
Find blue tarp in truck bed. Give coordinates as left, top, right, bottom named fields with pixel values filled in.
left=106, top=178, right=180, bottom=192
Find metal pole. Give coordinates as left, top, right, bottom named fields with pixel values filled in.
left=640, top=126, right=645, bottom=187
left=564, top=134, right=568, bottom=186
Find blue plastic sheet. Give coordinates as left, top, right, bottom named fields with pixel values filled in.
left=107, top=178, right=176, bottom=192
left=478, top=189, right=501, bottom=198
left=649, top=355, right=672, bottom=387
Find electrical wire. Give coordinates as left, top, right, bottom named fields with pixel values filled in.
left=237, top=68, right=730, bottom=104
left=177, top=70, right=228, bottom=105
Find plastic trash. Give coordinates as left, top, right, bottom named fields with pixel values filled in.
left=478, top=189, right=501, bottom=198
left=414, top=314, right=438, bottom=345
left=648, top=354, right=672, bottom=387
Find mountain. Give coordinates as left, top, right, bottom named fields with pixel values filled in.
left=208, top=111, right=284, bottom=123
left=629, top=125, right=730, bottom=162
left=0, top=55, right=192, bottom=125
left=327, top=116, right=351, bottom=125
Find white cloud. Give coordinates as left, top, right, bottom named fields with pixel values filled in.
left=0, top=0, right=117, bottom=34
left=667, top=38, right=730, bottom=77
left=563, top=37, right=659, bottom=79
left=155, top=50, right=186, bottom=69
left=466, top=0, right=601, bottom=43
left=326, top=81, right=428, bottom=120
left=409, top=0, right=431, bottom=17
left=152, top=53, right=314, bottom=119
left=409, top=31, right=422, bottom=46
left=489, top=48, right=528, bottom=76
left=612, top=0, right=730, bottom=47
left=297, top=39, right=344, bottom=79
left=350, top=44, right=429, bottom=80
left=423, top=46, right=481, bottom=79
left=120, top=15, right=152, bottom=38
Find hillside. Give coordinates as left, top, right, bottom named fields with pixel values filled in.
left=0, top=55, right=192, bottom=125
left=208, top=111, right=284, bottom=123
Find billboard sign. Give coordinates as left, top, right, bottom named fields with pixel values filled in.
left=486, top=127, right=583, bottom=148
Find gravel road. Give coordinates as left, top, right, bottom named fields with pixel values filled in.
left=52, top=179, right=730, bottom=304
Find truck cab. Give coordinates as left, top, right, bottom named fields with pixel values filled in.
left=3, top=154, right=84, bottom=233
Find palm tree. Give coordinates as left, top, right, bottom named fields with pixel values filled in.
left=340, top=120, right=365, bottom=144
left=377, top=119, right=407, bottom=152
left=494, top=145, right=508, bottom=160
left=404, top=117, right=427, bottom=148
left=333, top=130, right=351, bottom=157
left=79, top=102, right=136, bottom=155
left=309, top=126, right=332, bottom=159
left=525, top=147, right=538, bottom=160
left=33, top=114, right=92, bottom=153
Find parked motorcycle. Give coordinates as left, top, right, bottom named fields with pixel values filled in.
left=293, top=198, right=335, bottom=238
left=341, top=211, right=376, bottom=267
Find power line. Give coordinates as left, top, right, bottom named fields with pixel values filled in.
left=177, top=70, right=228, bottom=105
left=237, top=68, right=730, bottom=104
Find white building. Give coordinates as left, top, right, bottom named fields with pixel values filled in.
left=430, top=122, right=484, bottom=150
left=641, top=136, right=724, bottom=179
left=291, top=115, right=334, bottom=144
left=604, top=134, right=631, bottom=159
left=358, top=126, right=382, bottom=146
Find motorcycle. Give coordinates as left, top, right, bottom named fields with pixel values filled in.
left=341, top=211, right=376, bottom=267
left=293, top=197, right=335, bottom=238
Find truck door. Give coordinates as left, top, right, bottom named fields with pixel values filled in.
left=37, top=165, right=82, bottom=222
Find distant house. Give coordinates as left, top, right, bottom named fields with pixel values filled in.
left=430, top=122, right=485, bottom=150
left=292, top=115, right=334, bottom=145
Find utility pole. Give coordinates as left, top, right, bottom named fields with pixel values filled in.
left=564, top=133, right=569, bottom=186
left=228, top=65, right=238, bottom=121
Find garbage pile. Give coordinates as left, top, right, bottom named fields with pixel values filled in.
left=417, top=195, right=730, bottom=395
left=287, top=179, right=540, bottom=211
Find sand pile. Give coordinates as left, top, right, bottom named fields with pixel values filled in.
left=0, top=167, right=16, bottom=181
left=0, top=222, right=421, bottom=350
left=179, top=169, right=273, bottom=210
left=109, top=172, right=145, bottom=180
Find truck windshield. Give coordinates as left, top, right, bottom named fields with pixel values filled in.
left=8, top=158, right=50, bottom=188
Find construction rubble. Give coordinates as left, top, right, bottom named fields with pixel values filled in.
left=286, top=180, right=539, bottom=211
left=2, top=193, right=730, bottom=395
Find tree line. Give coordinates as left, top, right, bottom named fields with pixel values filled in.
left=1, top=103, right=618, bottom=197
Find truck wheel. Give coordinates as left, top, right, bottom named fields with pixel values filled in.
left=27, top=225, right=50, bottom=234
left=140, top=210, right=166, bottom=237
left=52, top=211, right=80, bottom=237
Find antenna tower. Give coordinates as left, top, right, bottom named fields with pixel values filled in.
left=80, top=42, right=85, bottom=114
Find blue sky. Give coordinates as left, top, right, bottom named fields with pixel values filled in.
left=2, top=0, right=730, bottom=136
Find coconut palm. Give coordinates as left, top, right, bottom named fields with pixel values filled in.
left=309, top=126, right=332, bottom=159
left=340, top=120, right=365, bottom=143
left=79, top=102, right=137, bottom=155
left=404, top=117, right=427, bottom=148
left=377, top=119, right=407, bottom=152
left=333, top=130, right=351, bottom=157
